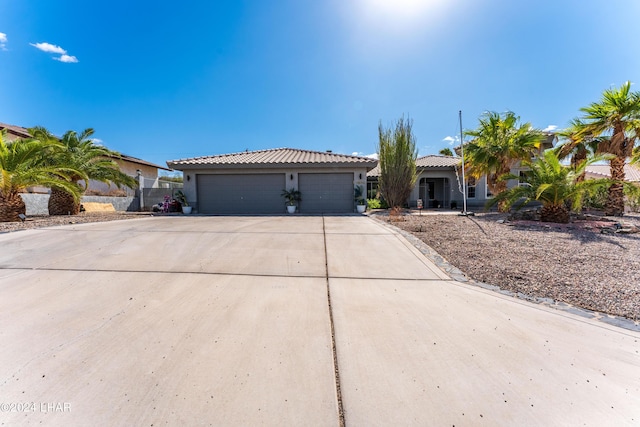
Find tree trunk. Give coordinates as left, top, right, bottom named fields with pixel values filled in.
left=541, top=204, right=570, bottom=223
left=48, top=186, right=80, bottom=216
left=491, top=177, right=509, bottom=213
left=605, top=156, right=626, bottom=216
left=572, top=147, right=588, bottom=183
left=0, top=192, right=27, bottom=222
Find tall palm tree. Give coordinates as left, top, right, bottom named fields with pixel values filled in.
left=464, top=111, right=545, bottom=212
left=489, top=150, right=609, bottom=223
left=555, top=118, right=600, bottom=183
left=0, top=131, right=83, bottom=222
left=580, top=81, right=640, bottom=216
left=31, top=127, right=137, bottom=215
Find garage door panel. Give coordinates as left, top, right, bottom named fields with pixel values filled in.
left=198, top=174, right=285, bottom=214
left=299, top=173, right=353, bottom=214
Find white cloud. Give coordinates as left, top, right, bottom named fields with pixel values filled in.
left=54, top=54, right=78, bottom=63
left=30, top=42, right=67, bottom=54
left=442, top=135, right=460, bottom=145
left=0, top=32, right=7, bottom=51
left=30, top=41, right=79, bottom=63
left=351, top=151, right=378, bottom=159
left=543, top=125, right=558, bottom=132
left=91, top=138, right=103, bottom=144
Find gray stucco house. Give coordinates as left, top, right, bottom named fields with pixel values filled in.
left=367, top=155, right=481, bottom=209
left=167, top=148, right=378, bottom=214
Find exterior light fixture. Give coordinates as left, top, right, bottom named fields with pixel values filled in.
left=359, top=173, right=362, bottom=179
left=290, top=174, right=294, bottom=180
left=186, top=175, right=191, bottom=181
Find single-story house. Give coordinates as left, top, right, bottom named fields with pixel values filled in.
left=367, top=134, right=557, bottom=209
left=367, top=155, right=486, bottom=209
left=166, top=148, right=378, bottom=214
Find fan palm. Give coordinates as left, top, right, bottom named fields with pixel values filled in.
left=554, top=118, right=600, bottom=182
left=464, top=111, right=545, bottom=212
left=0, top=131, right=84, bottom=222
left=489, top=150, right=610, bottom=223
left=579, top=81, right=640, bottom=216
left=31, top=127, right=137, bottom=215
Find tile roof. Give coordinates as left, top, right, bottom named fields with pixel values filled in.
left=367, top=155, right=460, bottom=177
left=110, top=154, right=172, bottom=171
left=167, top=148, right=379, bottom=169
left=0, top=122, right=32, bottom=139
left=585, top=164, right=640, bottom=182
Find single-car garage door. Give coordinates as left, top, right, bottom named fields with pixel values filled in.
left=197, top=174, right=286, bottom=214
left=298, top=173, right=353, bottom=213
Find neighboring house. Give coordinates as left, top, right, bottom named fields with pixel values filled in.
left=0, top=122, right=31, bottom=141
left=167, top=148, right=378, bottom=214
left=584, top=163, right=640, bottom=184
left=89, top=154, right=172, bottom=196
left=1, top=122, right=170, bottom=195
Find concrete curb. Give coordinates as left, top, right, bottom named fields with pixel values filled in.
left=370, top=215, right=640, bottom=332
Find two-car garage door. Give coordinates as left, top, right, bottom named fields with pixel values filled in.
left=197, top=172, right=354, bottom=214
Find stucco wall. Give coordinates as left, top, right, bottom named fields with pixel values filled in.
left=181, top=167, right=370, bottom=213
left=87, top=160, right=158, bottom=195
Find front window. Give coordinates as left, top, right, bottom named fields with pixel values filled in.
left=485, top=176, right=493, bottom=198
left=467, top=177, right=476, bottom=199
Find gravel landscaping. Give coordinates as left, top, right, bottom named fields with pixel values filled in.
left=0, top=212, right=151, bottom=234
left=376, top=211, right=640, bottom=321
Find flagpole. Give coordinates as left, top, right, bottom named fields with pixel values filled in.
left=459, top=110, right=472, bottom=216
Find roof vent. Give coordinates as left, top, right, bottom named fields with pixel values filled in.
left=326, top=150, right=332, bottom=153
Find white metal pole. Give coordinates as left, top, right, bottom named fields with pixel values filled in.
left=459, top=110, right=468, bottom=215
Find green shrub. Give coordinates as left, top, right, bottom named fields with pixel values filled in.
left=367, top=198, right=381, bottom=209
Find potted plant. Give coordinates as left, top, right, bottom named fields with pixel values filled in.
left=281, top=188, right=301, bottom=213
left=174, top=190, right=192, bottom=214
left=354, top=185, right=366, bottom=213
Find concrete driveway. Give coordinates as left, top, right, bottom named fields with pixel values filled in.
left=0, top=216, right=638, bottom=426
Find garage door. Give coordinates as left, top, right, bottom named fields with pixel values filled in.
left=197, top=174, right=286, bottom=214
left=298, top=173, right=353, bottom=213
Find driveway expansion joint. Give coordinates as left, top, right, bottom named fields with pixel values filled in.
left=322, top=216, right=345, bottom=427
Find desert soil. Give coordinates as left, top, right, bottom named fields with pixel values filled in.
left=380, top=211, right=640, bottom=320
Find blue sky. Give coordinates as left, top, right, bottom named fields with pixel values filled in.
left=2, top=0, right=639, bottom=171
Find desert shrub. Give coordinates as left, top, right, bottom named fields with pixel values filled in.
left=367, top=198, right=381, bottom=209
left=582, top=186, right=608, bottom=210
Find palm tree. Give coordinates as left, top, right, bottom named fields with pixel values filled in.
left=579, top=81, right=640, bottom=216
left=555, top=118, right=600, bottom=183
left=438, top=147, right=454, bottom=156
left=464, top=111, right=545, bottom=212
left=31, top=127, right=137, bottom=215
left=0, top=131, right=84, bottom=222
left=632, top=146, right=640, bottom=165
left=489, top=150, right=610, bottom=223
